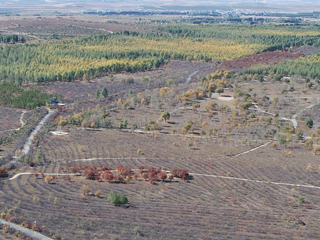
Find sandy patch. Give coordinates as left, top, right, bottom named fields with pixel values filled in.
left=51, top=131, right=68, bottom=136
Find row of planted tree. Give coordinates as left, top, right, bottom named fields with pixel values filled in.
left=37, top=164, right=190, bottom=185
left=4, top=23, right=320, bottom=85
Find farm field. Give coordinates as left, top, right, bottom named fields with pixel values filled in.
left=0, top=15, right=154, bottom=39
left=1, top=16, right=320, bottom=240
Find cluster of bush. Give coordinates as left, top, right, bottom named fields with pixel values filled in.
left=61, top=164, right=190, bottom=185
left=54, top=105, right=114, bottom=129
left=139, top=166, right=189, bottom=184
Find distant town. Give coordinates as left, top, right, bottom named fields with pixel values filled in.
left=81, top=9, right=320, bottom=19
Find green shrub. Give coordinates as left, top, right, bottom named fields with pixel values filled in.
left=305, top=118, right=314, bottom=128
left=278, top=137, right=286, bottom=145
left=298, top=196, right=305, bottom=205
left=107, top=193, right=128, bottom=206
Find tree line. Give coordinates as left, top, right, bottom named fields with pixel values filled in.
left=0, top=82, right=57, bottom=109
left=0, top=34, right=25, bottom=44
left=244, top=53, right=320, bottom=79
left=1, top=24, right=320, bottom=85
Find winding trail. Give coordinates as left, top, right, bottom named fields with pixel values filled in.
left=252, top=102, right=320, bottom=128
left=291, top=102, right=320, bottom=128
left=19, top=111, right=26, bottom=125
left=0, top=110, right=27, bottom=133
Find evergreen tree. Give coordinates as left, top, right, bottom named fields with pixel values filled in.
left=95, top=89, right=100, bottom=99
left=101, top=87, right=108, bottom=98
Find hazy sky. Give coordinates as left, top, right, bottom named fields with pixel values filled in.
left=1, top=0, right=318, bottom=13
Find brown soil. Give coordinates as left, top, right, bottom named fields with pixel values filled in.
left=221, top=51, right=305, bottom=69
left=39, top=128, right=261, bottom=161
left=3, top=142, right=320, bottom=240
left=0, top=107, right=24, bottom=132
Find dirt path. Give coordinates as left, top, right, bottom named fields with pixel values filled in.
left=291, top=102, right=320, bottom=128
left=0, top=110, right=27, bottom=133
left=252, top=101, right=320, bottom=128
left=19, top=111, right=26, bottom=125
left=0, top=218, right=51, bottom=240
left=186, top=70, right=200, bottom=83
left=21, top=109, right=56, bottom=155
left=9, top=172, right=77, bottom=180
left=10, top=166, right=320, bottom=190
left=69, top=24, right=114, bottom=34
left=4, top=109, right=57, bottom=168
left=189, top=172, right=320, bottom=190
left=231, top=141, right=274, bottom=157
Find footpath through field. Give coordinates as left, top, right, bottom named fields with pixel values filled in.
left=4, top=109, right=57, bottom=168
left=9, top=163, right=320, bottom=190
left=0, top=110, right=27, bottom=133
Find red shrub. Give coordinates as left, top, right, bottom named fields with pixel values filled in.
left=170, top=168, right=189, bottom=180
left=117, top=165, right=132, bottom=177
left=5, top=213, right=11, bottom=221
left=178, top=169, right=189, bottom=180
left=70, top=166, right=80, bottom=173
left=84, top=169, right=97, bottom=180
left=148, top=167, right=157, bottom=174
left=169, top=168, right=179, bottom=177
left=142, top=173, right=148, bottom=181
left=104, top=172, right=114, bottom=182
left=181, top=174, right=188, bottom=181
left=133, top=173, right=139, bottom=180
left=148, top=172, right=157, bottom=182
left=157, top=172, right=167, bottom=181
left=0, top=168, right=7, bottom=174
left=100, top=166, right=109, bottom=171
left=28, top=162, right=34, bottom=167
left=168, top=175, right=174, bottom=181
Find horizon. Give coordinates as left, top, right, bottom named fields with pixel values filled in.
left=1, top=0, right=320, bottom=13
